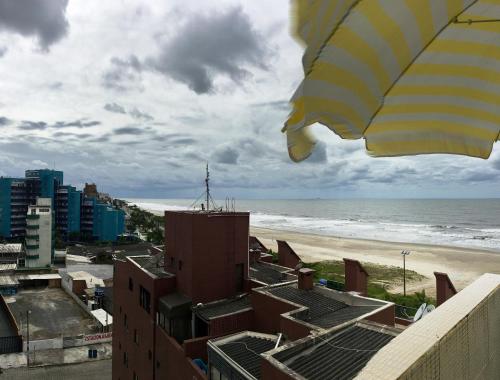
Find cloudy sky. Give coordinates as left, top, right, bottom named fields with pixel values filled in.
left=0, top=0, right=499, bottom=199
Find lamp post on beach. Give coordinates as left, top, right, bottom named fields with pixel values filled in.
left=401, top=250, right=410, bottom=296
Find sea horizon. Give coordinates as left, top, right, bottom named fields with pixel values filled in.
left=125, top=198, right=500, bottom=253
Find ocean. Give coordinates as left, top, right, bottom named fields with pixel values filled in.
left=125, top=198, right=500, bottom=252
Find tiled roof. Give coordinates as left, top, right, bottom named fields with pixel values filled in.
left=249, top=262, right=291, bottom=285
left=196, top=295, right=251, bottom=321
left=218, top=335, right=276, bottom=379
left=268, top=285, right=379, bottom=328
left=274, top=325, right=396, bottom=380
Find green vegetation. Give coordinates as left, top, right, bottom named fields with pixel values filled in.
left=267, top=249, right=279, bottom=263
left=304, top=260, right=434, bottom=310
left=127, top=204, right=164, bottom=245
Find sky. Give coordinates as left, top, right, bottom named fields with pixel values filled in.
left=0, top=0, right=499, bottom=199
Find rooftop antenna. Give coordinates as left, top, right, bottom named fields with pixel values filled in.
left=205, top=163, right=210, bottom=211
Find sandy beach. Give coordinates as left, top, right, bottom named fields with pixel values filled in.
left=142, top=206, right=500, bottom=295
left=250, top=226, right=500, bottom=295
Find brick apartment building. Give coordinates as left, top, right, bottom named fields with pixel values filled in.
left=112, top=210, right=395, bottom=380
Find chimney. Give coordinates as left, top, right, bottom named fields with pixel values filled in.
left=344, top=259, right=369, bottom=296
left=298, top=268, right=315, bottom=290
left=434, top=272, right=457, bottom=306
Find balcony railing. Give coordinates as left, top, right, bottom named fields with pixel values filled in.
left=26, top=254, right=39, bottom=260
left=26, top=225, right=39, bottom=230
left=26, top=215, right=40, bottom=220
left=26, top=244, right=39, bottom=250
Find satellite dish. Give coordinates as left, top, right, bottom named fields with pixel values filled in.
left=413, top=303, right=427, bottom=322
left=422, top=304, right=436, bottom=318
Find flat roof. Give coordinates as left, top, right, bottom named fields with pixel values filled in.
left=250, top=262, right=295, bottom=285
left=265, top=284, right=385, bottom=329
left=210, top=332, right=278, bottom=379
left=272, top=322, right=398, bottom=380
left=91, top=309, right=113, bottom=327
left=128, top=255, right=172, bottom=279
left=195, top=295, right=251, bottom=321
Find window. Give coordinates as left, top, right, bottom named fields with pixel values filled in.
left=133, top=372, right=138, bottom=380
left=156, top=361, right=160, bottom=369
left=139, top=286, right=151, bottom=313
left=178, top=260, right=183, bottom=270
left=148, top=350, right=152, bottom=360
left=235, top=263, right=244, bottom=293
left=123, top=352, right=128, bottom=368
left=129, top=278, right=134, bottom=291
left=124, top=314, right=128, bottom=329
left=133, top=329, right=139, bottom=345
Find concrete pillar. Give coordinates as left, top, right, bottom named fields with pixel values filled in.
left=434, top=272, right=457, bottom=306
left=344, top=259, right=369, bottom=296
left=298, top=268, right=315, bottom=290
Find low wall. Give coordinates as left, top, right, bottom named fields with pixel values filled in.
left=25, top=337, right=63, bottom=351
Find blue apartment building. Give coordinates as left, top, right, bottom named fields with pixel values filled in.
left=0, top=169, right=125, bottom=242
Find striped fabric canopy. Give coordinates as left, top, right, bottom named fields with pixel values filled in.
left=284, top=0, right=500, bottom=161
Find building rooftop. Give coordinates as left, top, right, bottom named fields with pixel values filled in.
left=0, top=244, right=23, bottom=255
left=128, top=255, right=172, bottom=279
left=209, top=332, right=278, bottom=379
left=265, top=284, right=387, bottom=329
left=195, top=295, right=251, bottom=321
left=249, top=262, right=296, bottom=285
left=271, top=322, right=398, bottom=380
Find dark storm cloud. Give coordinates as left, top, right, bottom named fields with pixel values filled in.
left=211, top=146, right=239, bottom=165
left=0, top=46, right=7, bottom=57
left=0, top=0, right=69, bottom=51
left=147, top=7, right=270, bottom=94
left=104, top=102, right=126, bottom=114
left=304, top=142, right=327, bottom=163
left=52, top=120, right=101, bottom=128
left=0, top=116, right=12, bottom=126
left=493, top=158, right=500, bottom=171
left=129, top=107, right=153, bottom=121
left=113, top=126, right=146, bottom=136
left=102, top=55, right=143, bottom=92
left=18, top=121, right=47, bottom=131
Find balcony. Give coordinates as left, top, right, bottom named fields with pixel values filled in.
left=26, top=234, right=39, bottom=240
left=26, top=244, right=39, bottom=250
left=26, top=225, right=39, bottom=230
left=26, top=254, right=39, bottom=260
left=26, top=214, right=40, bottom=220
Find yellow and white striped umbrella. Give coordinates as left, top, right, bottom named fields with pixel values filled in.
left=284, top=0, right=500, bottom=161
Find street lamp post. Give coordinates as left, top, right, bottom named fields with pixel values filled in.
left=26, top=310, right=31, bottom=367
left=401, top=250, right=411, bottom=296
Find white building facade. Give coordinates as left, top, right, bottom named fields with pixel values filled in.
left=25, top=198, right=53, bottom=268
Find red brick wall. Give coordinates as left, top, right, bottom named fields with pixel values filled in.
left=434, top=272, right=457, bottom=306
left=112, top=258, right=176, bottom=380
left=364, top=305, right=395, bottom=326
left=165, top=211, right=250, bottom=304
left=280, top=316, right=311, bottom=341
left=72, top=279, right=87, bottom=296
left=261, top=358, right=296, bottom=380
left=277, top=240, right=301, bottom=269
left=251, top=290, right=298, bottom=334
left=183, top=336, right=210, bottom=362
left=344, top=259, right=368, bottom=296
left=155, top=328, right=207, bottom=380
left=209, top=309, right=254, bottom=338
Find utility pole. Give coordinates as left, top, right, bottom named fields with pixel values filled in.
left=205, top=163, right=210, bottom=211
left=401, top=250, right=410, bottom=296
left=26, top=310, right=31, bottom=367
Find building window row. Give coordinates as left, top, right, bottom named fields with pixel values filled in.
left=139, top=286, right=151, bottom=313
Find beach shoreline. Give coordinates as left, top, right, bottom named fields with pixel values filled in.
left=139, top=205, right=500, bottom=295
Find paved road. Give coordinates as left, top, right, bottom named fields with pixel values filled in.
left=1, top=359, right=111, bottom=380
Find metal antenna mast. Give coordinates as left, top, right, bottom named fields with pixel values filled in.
left=205, top=163, right=210, bottom=211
